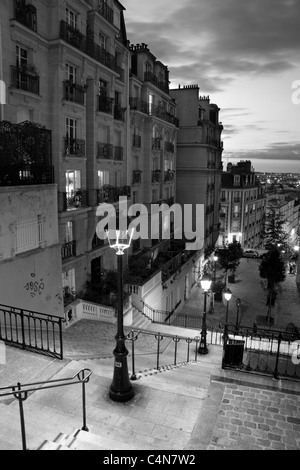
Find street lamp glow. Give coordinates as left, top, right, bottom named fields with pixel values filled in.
left=224, top=288, right=232, bottom=302
left=294, top=245, right=300, bottom=252
left=106, top=228, right=134, bottom=255
left=200, top=276, right=212, bottom=292
left=213, top=255, right=218, bottom=263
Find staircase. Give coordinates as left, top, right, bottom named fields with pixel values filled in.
left=130, top=306, right=153, bottom=329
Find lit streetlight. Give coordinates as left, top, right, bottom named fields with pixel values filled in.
left=222, top=288, right=232, bottom=368
left=106, top=228, right=134, bottom=402
left=198, top=274, right=212, bottom=355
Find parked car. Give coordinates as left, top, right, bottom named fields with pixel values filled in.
left=243, top=249, right=259, bottom=258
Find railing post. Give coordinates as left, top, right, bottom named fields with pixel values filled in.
left=13, top=383, right=28, bottom=451
left=155, top=334, right=163, bottom=370
left=274, top=332, right=281, bottom=379
left=20, top=310, right=26, bottom=350
left=77, top=370, right=89, bottom=432
left=59, top=318, right=64, bottom=359
left=173, top=336, right=180, bottom=366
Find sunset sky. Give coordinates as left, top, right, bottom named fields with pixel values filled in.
left=122, top=0, right=300, bottom=174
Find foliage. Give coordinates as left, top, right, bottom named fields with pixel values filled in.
left=217, top=241, right=243, bottom=275
left=259, top=247, right=286, bottom=305
left=261, top=208, right=289, bottom=250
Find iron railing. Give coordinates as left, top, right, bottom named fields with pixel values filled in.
left=64, top=138, right=86, bottom=156
left=14, top=0, right=37, bottom=32
left=62, top=190, right=89, bottom=210
left=11, top=66, right=40, bottom=95
left=98, top=0, right=114, bottom=24
left=63, top=81, right=86, bottom=105
left=0, top=369, right=92, bottom=450
left=97, top=142, right=114, bottom=159
left=0, top=164, right=54, bottom=187
left=98, top=96, right=113, bottom=114
left=96, top=185, right=131, bottom=204
left=61, top=240, right=76, bottom=260
left=0, top=304, right=64, bottom=359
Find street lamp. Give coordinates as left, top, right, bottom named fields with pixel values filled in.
left=235, top=297, right=241, bottom=332
left=198, top=274, right=212, bottom=355
left=106, top=228, right=134, bottom=402
left=213, top=255, right=218, bottom=282
left=222, top=288, right=232, bottom=368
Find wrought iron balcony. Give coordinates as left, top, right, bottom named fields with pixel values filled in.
left=96, top=185, right=131, bottom=204
left=64, top=138, right=86, bottom=156
left=132, top=135, right=142, bottom=147
left=62, top=190, right=89, bottom=211
left=97, top=143, right=114, bottom=160
left=164, top=170, right=175, bottom=182
left=164, top=142, right=175, bottom=153
left=98, top=96, right=113, bottom=114
left=61, top=240, right=77, bottom=260
left=10, top=65, right=40, bottom=95
left=152, top=170, right=161, bottom=183
left=60, top=21, right=118, bottom=72
left=14, top=0, right=37, bottom=32
left=129, top=97, right=149, bottom=114
left=114, top=105, right=125, bottom=122
left=152, top=138, right=162, bottom=150
left=98, top=0, right=114, bottom=24
left=63, top=81, right=86, bottom=105
left=144, top=71, right=169, bottom=94
left=0, top=120, right=53, bottom=186
left=132, top=170, right=142, bottom=185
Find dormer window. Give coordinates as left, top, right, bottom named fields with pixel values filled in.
left=234, top=175, right=240, bottom=186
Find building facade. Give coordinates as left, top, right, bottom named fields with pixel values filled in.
left=218, top=161, right=266, bottom=248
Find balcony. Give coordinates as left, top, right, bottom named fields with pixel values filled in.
left=98, top=96, right=113, bottom=114
left=61, top=240, right=76, bottom=260
left=0, top=120, right=53, bottom=186
left=97, top=143, right=114, bottom=160
left=10, top=65, right=40, bottom=95
left=164, top=170, right=175, bottom=182
left=129, top=98, right=179, bottom=127
left=129, top=97, right=149, bottom=114
left=63, top=81, right=86, bottom=105
left=132, top=170, right=142, bottom=185
left=62, top=190, right=89, bottom=211
left=60, top=21, right=118, bottom=73
left=98, top=0, right=114, bottom=24
left=14, top=0, right=37, bottom=32
left=64, top=138, right=86, bottom=157
left=132, top=135, right=142, bottom=148
left=152, top=170, right=162, bottom=183
left=96, top=185, right=131, bottom=204
left=144, top=71, right=169, bottom=94
left=114, top=105, right=125, bottom=122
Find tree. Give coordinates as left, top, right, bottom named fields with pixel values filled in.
left=259, top=248, right=286, bottom=324
left=217, top=241, right=243, bottom=284
left=262, top=208, right=289, bottom=250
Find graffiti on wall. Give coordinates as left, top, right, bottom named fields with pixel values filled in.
left=24, top=273, right=45, bottom=298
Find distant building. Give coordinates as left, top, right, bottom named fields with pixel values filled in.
left=218, top=161, right=266, bottom=248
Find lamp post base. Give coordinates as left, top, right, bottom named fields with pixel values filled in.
left=198, top=333, right=208, bottom=355
left=109, top=348, right=134, bottom=403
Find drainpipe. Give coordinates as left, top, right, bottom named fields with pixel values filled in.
left=0, top=18, right=5, bottom=120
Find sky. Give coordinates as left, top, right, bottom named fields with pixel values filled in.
left=121, top=0, right=300, bottom=174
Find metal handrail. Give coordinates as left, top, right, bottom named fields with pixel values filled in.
left=0, top=368, right=92, bottom=451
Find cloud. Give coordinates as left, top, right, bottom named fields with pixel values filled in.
left=223, top=142, right=300, bottom=161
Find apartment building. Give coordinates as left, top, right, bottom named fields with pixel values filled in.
left=218, top=161, right=266, bottom=248
left=0, top=0, right=131, bottom=309
left=169, top=85, right=223, bottom=277
left=266, top=192, right=300, bottom=249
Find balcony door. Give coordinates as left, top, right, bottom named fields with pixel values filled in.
left=66, top=170, right=81, bottom=196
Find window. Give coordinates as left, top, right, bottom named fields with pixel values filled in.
left=66, top=7, right=77, bottom=29
left=16, top=46, right=28, bottom=69
left=234, top=175, right=240, bottom=186
left=62, top=268, right=76, bottom=297
left=98, top=170, right=109, bottom=188
left=15, top=216, right=44, bottom=254
left=149, top=94, right=154, bottom=115
left=99, top=79, right=108, bottom=97
left=0, top=80, right=6, bottom=105
left=66, top=64, right=77, bottom=83
left=66, top=170, right=81, bottom=196
left=66, top=117, right=77, bottom=139
left=65, top=221, right=73, bottom=243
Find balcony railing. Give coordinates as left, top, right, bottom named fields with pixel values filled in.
left=14, top=0, right=37, bottom=32
left=152, top=138, right=162, bottom=150
left=132, top=170, right=142, bottom=185
left=10, top=65, right=40, bottom=95
left=144, top=71, right=169, bottom=94
left=129, top=97, right=149, bottom=113
left=164, top=170, right=175, bottom=182
left=97, top=143, right=114, bottom=160
left=61, top=240, right=76, bottom=260
left=129, top=98, right=179, bottom=127
left=96, top=185, right=131, bottom=204
left=133, top=135, right=142, bottom=148
left=0, top=164, right=54, bottom=187
left=62, top=190, right=89, bottom=211
left=63, top=81, right=86, bottom=105
left=98, top=95, right=113, bottom=114
left=164, top=142, right=175, bottom=153
left=60, top=21, right=118, bottom=73
left=98, top=0, right=114, bottom=24
left=64, top=138, right=86, bottom=156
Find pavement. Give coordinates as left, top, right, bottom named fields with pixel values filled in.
left=0, top=257, right=299, bottom=452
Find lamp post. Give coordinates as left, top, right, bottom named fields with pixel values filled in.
left=213, top=255, right=218, bottom=282
left=198, top=275, right=212, bottom=355
left=106, top=228, right=134, bottom=402
left=235, top=297, right=241, bottom=332
left=222, top=288, right=232, bottom=368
